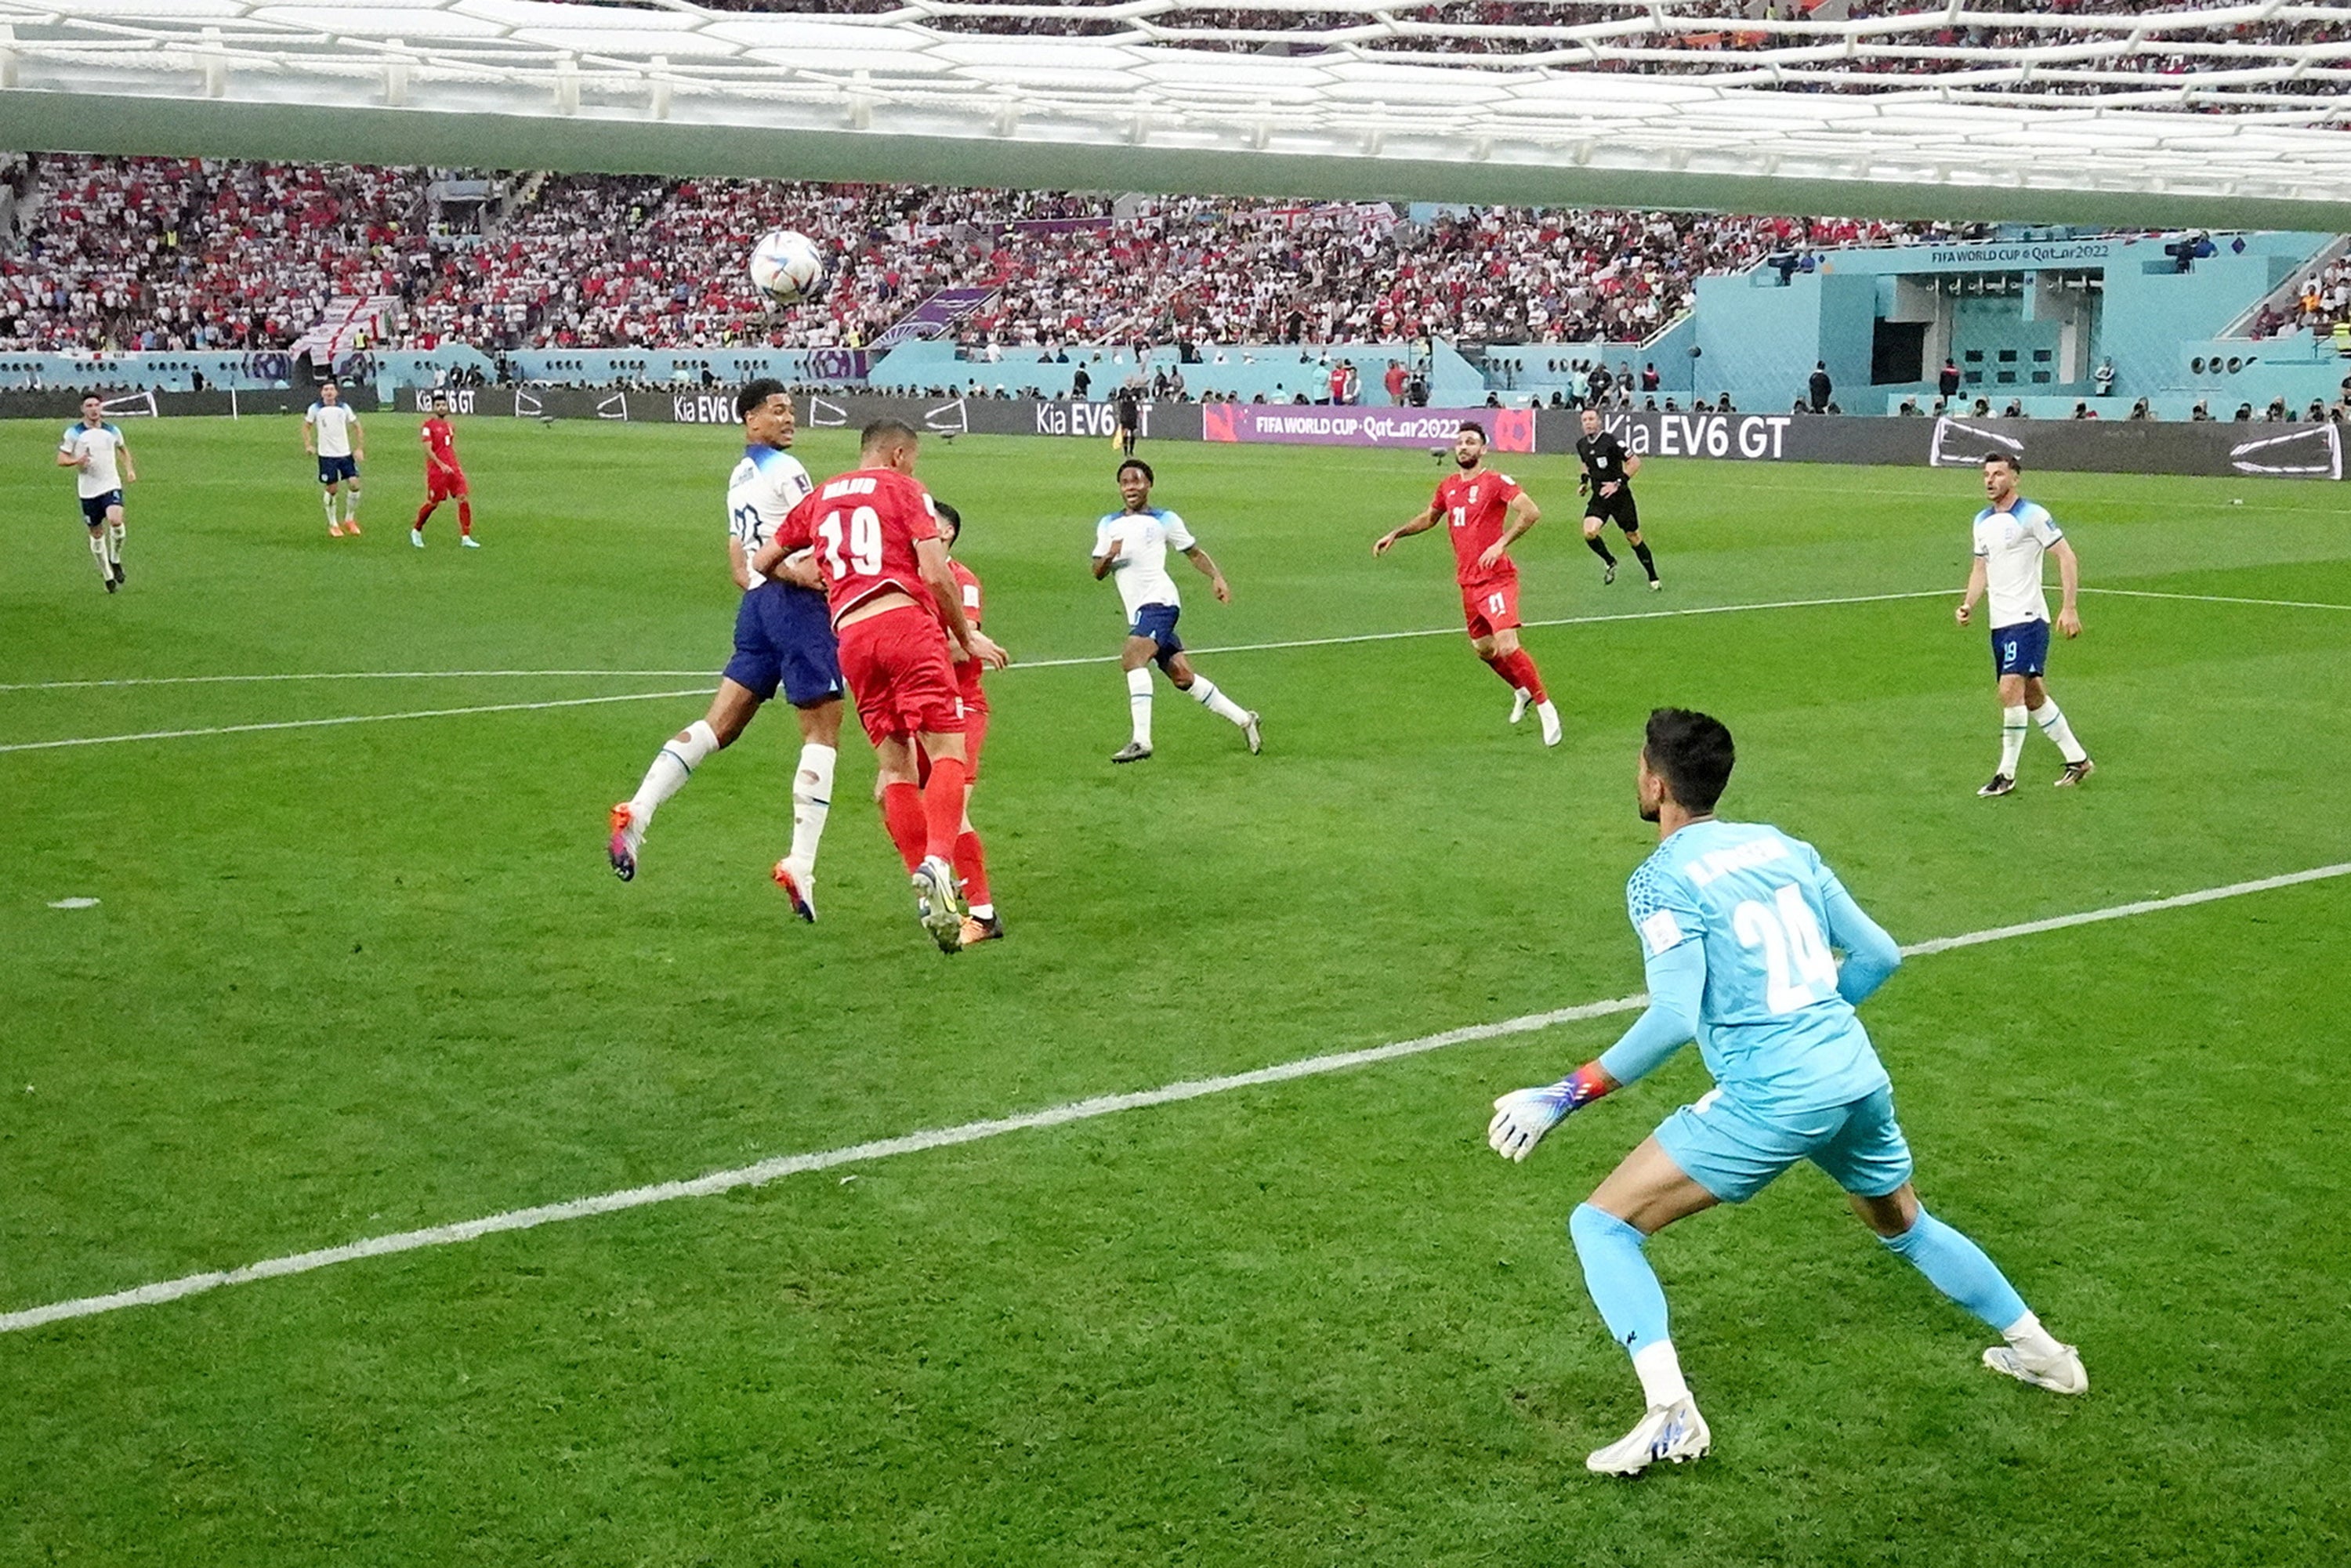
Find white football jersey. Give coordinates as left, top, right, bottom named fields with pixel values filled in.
left=727, top=444, right=815, bottom=590
left=307, top=401, right=361, bottom=458
left=1093, top=506, right=1197, bottom=619
left=60, top=422, right=126, bottom=498
left=1972, top=498, right=2063, bottom=627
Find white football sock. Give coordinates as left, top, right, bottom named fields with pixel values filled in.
left=106, top=520, right=124, bottom=564
left=2001, top=1309, right=2067, bottom=1362
left=788, top=741, right=836, bottom=872
left=2030, top=701, right=2088, bottom=764
left=343, top=485, right=362, bottom=523
left=322, top=490, right=339, bottom=528
left=1186, top=675, right=1251, bottom=727
left=969, top=902, right=994, bottom=921
left=1126, top=667, right=1154, bottom=746
left=89, top=533, right=112, bottom=579
left=629, top=719, right=721, bottom=827
left=1998, top=704, right=2028, bottom=776
left=1632, top=1340, right=1692, bottom=1409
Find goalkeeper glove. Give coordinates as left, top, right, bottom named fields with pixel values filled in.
left=1487, top=1063, right=1614, bottom=1162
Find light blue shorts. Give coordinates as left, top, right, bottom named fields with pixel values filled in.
left=1654, top=1083, right=1913, bottom=1205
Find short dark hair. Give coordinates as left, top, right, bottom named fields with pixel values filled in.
left=1983, top=451, right=2021, bottom=473
left=860, top=418, right=918, bottom=455
left=430, top=392, right=450, bottom=407
left=1457, top=421, right=1487, bottom=442
left=933, top=498, right=962, bottom=540
left=737, top=377, right=788, bottom=422
left=1117, top=458, right=1154, bottom=484
left=1644, top=708, right=1736, bottom=814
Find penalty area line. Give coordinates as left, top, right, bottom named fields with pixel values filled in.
left=5, top=858, right=2348, bottom=1338
left=0, top=689, right=710, bottom=755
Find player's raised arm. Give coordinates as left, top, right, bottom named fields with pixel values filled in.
left=1955, top=556, right=1987, bottom=626
left=1181, top=544, right=1231, bottom=603
left=2052, top=537, right=2084, bottom=638
left=1374, top=501, right=1440, bottom=556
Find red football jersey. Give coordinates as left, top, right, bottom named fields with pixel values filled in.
left=1433, top=468, right=1524, bottom=587
left=421, top=416, right=458, bottom=470
left=777, top=466, right=941, bottom=625
left=948, top=557, right=987, bottom=706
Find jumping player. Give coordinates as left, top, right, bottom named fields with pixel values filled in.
left=412, top=393, right=480, bottom=549
left=1575, top=408, right=1660, bottom=589
left=1373, top=422, right=1563, bottom=745
left=1957, top=453, right=2092, bottom=795
left=1091, top=459, right=1262, bottom=765
left=918, top=500, right=1009, bottom=947
left=303, top=380, right=364, bottom=537
left=759, top=419, right=998, bottom=954
left=608, top=380, right=844, bottom=919
left=56, top=393, right=134, bottom=591
left=1487, top=708, right=2085, bottom=1477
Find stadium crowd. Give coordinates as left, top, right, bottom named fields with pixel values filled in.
left=0, top=153, right=1976, bottom=355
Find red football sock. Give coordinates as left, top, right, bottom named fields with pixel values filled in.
left=413, top=502, right=433, bottom=530
left=954, top=827, right=991, bottom=908
left=1505, top=650, right=1548, bottom=704
left=458, top=500, right=473, bottom=535
left=1480, top=652, right=1520, bottom=691
left=922, top=757, right=969, bottom=863
left=879, top=781, right=926, bottom=873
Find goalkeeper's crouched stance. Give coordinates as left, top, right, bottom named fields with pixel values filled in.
left=1488, top=708, right=2086, bottom=1477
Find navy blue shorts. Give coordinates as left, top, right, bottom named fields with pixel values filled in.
left=1129, top=602, right=1183, bottom=670
left=1991, top=619, right=2051, bottom=678
left=79, top=491, right=122, bottom=527
left=317, top=455, right=358, bottom=485
left=723, top=581, right=843, bottom=708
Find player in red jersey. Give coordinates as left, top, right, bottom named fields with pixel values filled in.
left=918, top=500, right=1009, bottom=947
left=759, top=420, right=1000, bottom=954
left=1373, top=421, right=1562, bottom=745
left=411, top=393, right=478, bottom=549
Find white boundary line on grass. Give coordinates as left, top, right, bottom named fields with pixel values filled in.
left=0, top=689, right=709, bottom=755
left=0, top=670, right=712, bottom=693
left=2078, top=587, right=2351, bottom=613
left=5, top=858, right=2346, bottom=1338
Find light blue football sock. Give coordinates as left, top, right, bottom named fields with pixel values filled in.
left=1570, top=1203, right=1671, bottom=1355
left=1880, top=1208, right=2029, bottom=1332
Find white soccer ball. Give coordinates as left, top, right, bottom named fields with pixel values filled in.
left=748, top=229, right=826, bottom=306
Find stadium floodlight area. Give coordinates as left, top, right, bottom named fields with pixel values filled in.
left=0, top=1, right=2346, bottom=227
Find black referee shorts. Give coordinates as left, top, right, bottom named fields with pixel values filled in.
left=1585, top=484, right=1640, bottom=533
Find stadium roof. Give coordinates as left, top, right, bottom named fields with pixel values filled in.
left=1, top=1, right=2347, bottom=227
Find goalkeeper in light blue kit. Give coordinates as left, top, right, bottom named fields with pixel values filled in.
left=1489, top=708, right=2085, bottom=1477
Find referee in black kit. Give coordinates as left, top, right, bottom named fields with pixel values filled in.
left=1575, top=407, right=1661, bottom=590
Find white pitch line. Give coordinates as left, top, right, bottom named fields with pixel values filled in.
left=0, top=670, right=710, bottom=693
left=0, top=689, right=708, bottom=755
left=6, top=858, right=2346, bottom=1338
left=2080, top=587, right=2351, bottom=612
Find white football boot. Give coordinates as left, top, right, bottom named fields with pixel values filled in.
left=1587, top=1396, right=1712, bottom=1476
left=1509, top=688, right=1531, bottom=726
left=1983, top=1341, right=2088, bottom=1395
left=1537, top=700, right=1564, bottom=748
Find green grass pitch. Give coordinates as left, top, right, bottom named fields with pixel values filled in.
left=3, top=414, right=2348, bottom=1565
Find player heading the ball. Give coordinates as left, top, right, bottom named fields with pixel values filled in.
left=1374, top=422, right=1563, bottom=745
left=1487, top=708, right=2085, bottom=1477
left=1091, top=459, right=1262, bottom=765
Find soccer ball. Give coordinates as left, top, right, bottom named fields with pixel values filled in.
left=748, top=229, right=826, bottom=306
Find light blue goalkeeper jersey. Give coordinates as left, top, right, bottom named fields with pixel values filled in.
left=1625, top=819, right=1891, bottom=1114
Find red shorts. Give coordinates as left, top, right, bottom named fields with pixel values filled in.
left=838, top=604, right=965, bottom=748
left=427, top=468, right=468, bottom=502
left=1461, top=575, right=1521, bottom=639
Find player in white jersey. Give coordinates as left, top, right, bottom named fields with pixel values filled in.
left=1956, top=454, right=2093, bottom=795
left=56, top=393, right=136, bottom=592
left=1090, top=458, right=1262, bottom=764
left=303, top=380, right=367, bottom=537
left=609, top=380, right=846, bottom=918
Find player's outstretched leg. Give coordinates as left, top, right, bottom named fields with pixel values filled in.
left=1630, top=536, right=1661, bottom=590
left=323, top=487, right=343, bottom=538
left=413, top=498, right=437, bottom=549
left=1177, top=669, right=1261, bottom=755
left=106, top=516, right=125, bottom=584
left=1981, top=704, right=2028, bottom=796
left=1570, top=1204, right=1711, bottom=1475
left=1871, top=1202, right=2085, bottom=1394
left=955, top=809, right=1002, bottom=947
left=458, top=499, right=480, bottom=548
left=89, top=530, right=116, bottom=591
left=772, top=738, right=836, bottom=923
left=609, top=718, right=721, bottom=880
left=2030, top=698, right=2093, bottom=786
left=1583, top=523, right=1618, bottom=584
left=915, top=753, right=972, bottom=953
left=342, top=482, right=363, bottom=534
